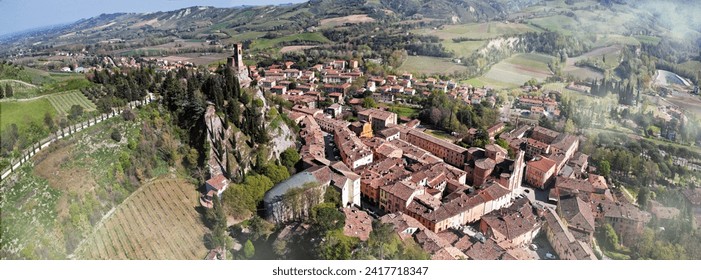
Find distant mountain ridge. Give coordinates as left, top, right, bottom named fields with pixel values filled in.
left=0, top=0, right=544, bottom=49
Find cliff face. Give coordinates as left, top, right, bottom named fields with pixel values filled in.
left=205, top=86, right=296, bottom=181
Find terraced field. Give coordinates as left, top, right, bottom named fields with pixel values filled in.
left=75, top=178, right=207, bottom=260
left=46, top=90, right=96, bottom=115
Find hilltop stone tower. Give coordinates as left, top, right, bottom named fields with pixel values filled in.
left=226, top=43, right=245, bottom=74
left=227, top=43, right=251, bottom=87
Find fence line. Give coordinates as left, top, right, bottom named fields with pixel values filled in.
left=1, top=95, right=155, bottom=181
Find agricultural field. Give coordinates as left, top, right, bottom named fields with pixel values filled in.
left=398, top=55, right=468, bottom=75
left=413, top=22, right=540, bottom=58
left=0, top=98, right=56, bottom=133
left=319, top=14, right=375, bottom=28
left=0, top=114, right=148, bottom=259
left=527, top=15, right=578, bottom=35
left=250, top=32, right=330, bottom=50
left=75, top=178, right=206, bottom=260
left=46, top=90, right=97, bottom=115
left=481, top=53, right=555, bottom=88
left=443, top=40, right=486, bottom=59
left=0, top=80, right=39, bottom=98
left=415, top=22, right=540, bottom=40
left=563, top=45, right=622, bottom=80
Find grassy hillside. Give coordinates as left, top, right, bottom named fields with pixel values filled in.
left=0, top=98, right=56, bottom=133
left=479, top=53, right=555, bottom=87
left=398, top=55, right=468, bottom=75
left=250, top=32, right=331, bottom=50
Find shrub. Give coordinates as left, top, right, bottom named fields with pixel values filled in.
left=110, top=128, right=122, bottom=142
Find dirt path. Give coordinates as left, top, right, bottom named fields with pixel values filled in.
left=0, top=79, right=38, bottom=88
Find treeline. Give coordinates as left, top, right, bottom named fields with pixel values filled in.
left=320, top=23, right=452, bottom=61
left=452, top=37, right=487, bottom=43
left=418, top=90, right=499, bottom=144
left=655, top=60, right=701, bottom=86
left=0, top=61, right=34, bottom=84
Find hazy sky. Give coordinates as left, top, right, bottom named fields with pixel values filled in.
left=0, top=0, right=307, bottom=36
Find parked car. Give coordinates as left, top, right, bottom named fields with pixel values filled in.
left=545, top=252, right=557, bottom=260
left=529, top=244, right=538, bottom=251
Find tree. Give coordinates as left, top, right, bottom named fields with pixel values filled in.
left=110, top=128, right=122, bottom=142
left=637, top=187, right=650, bottom=209
left=0, top=84, right=4, bottom=98
left=324, top=186, right=342, bottom=207
left=362, top=97, right=377, bottom=109
left=243, top=239, right=255, bottom=259
left=318, top=230, right=358, bottom=260
left=599, top=223, right=619, bottom=250
left=5, top=84, right=12, bottom=98
left=43, top=112, right=55, bottom=132
left=68, top=105, right=84, bottom=121
left=280, top=147, right=300, bottom=169
left=495, top=138, right=509, bottom=150
left=311, top=203, right=345, bottom=233
left=599, top=160, right=611, bottom=178
left=262, top=164, right=290, bottom=184
left=248, top=216, right=274, bottom=242
left=564, top=118, right=576, bottom=134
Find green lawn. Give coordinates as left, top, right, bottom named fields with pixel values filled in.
left=424, top=128, right=454, bottom=141
left=0, top=98, right=56, bottom=133
left=388, top=105, right=419, bottom=118
left=250, top=32, right=330, bottom=50
left=398, top=56, right=468, bottom=75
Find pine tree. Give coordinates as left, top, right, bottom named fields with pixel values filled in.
left=5, top=84, right=13, bottom=97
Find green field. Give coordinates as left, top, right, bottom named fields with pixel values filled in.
left=528, top=15, right=578, bottom=35
left=0, top=98, right=56, bottom=133
left=228, top=31, right=266, bottom=42
left=0, top=80, right=39, bottom=99
left=398, top=55, right=468, bottom=75
left=443, top=40, right=486, bottom=58
left=481, top=53, right=555, bottom=88
left=634, top=35, right=662, bottom=45
left=250, top=32, right=330, bottom=50
left=388, top=104, right=419, bottom=118
left=415, top=22, right=540, bottom=40
left=46, top=91, right=97, bottom=115
left=413, top=22, right=540, bottom=58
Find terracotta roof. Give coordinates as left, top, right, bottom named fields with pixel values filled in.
left=358, top=108, right=396, bottom=121
left=558, top=196, right=595, bottom=233
left=526, top=157, right=556, bottom=172
left=481, top=198, right=539, bottom=240
left=342, top=207, right=373, bottom=241
left=206, top=174, right=228, bottom=191
left=379, top=212, right=427, bottom=240
left=475, top=158, right=496, bottom=170
left=464, top=239, right=509, bottom=260
left=598, top=201, right=651, bottom=223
